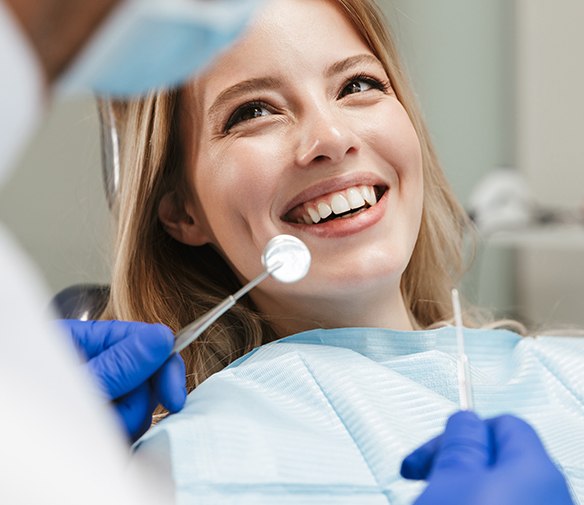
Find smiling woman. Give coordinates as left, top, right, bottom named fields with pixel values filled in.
left=103, top=0, right=466, bottom=367
left=166, top=1, right=426, bottom=334
left=100, top=0, right=584, bottom=503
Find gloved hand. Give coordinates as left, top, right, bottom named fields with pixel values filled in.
left=59, top=319, right=186, bottom=442
left=401, top=411, right=574, bottom=505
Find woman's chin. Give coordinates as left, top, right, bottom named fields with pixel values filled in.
left=297, top=269, right=403, bottom=304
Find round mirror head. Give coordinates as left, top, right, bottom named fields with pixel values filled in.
left=261, top=234, right=311, bottom=283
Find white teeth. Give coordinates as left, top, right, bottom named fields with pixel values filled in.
left=331, top=194, right=350, bottom=214
left=347, top=188, right=366, bottom=209
left=293, top=184, right=382, bottom=225
left=307, top=207, right=321, bottom=224
left=317, top=202, right=332, bottom=219
left=362, top=186, right=377, bottom=206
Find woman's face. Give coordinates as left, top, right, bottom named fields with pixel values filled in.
left=173, top=0, right=423, bottom=332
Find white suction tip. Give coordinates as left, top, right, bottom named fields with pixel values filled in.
left=261, top=234, right=311, bottom=283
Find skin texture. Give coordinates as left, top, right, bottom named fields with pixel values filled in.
left=160, top=0, right=424, bottom=336
left=4, top=0, right=119, bottom=84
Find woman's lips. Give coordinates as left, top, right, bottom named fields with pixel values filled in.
left=282, top=185, right=389, bottom=238
left=283, top=184, right=387, bottom=224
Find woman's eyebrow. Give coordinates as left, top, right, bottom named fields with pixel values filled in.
left=207, top=55, right=382, bottom=121
left=325, top=54, right=383, bottom=77
left=208, top=76, right=282, bottom=120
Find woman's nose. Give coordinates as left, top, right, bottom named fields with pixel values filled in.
left=295, top=107, right=361, bottom=167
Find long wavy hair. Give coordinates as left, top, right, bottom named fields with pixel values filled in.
left=101, top=0, right=479, bottom=393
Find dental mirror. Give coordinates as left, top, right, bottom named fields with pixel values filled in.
left=173, top=234, right=311, bottom=353
left=261, top=234, right=311, bottom=283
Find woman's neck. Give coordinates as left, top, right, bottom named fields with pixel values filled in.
left=254, top=284, right=415, bottom=337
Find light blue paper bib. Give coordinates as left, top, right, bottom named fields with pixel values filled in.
left=135, top=327, right=584, bottom=504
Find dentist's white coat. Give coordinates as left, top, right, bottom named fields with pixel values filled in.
left=0, top=2, right=165, bottom=502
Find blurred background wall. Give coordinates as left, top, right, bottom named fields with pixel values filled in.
left=0, top=98, right=111, bottom=295
left=386, top=0, right=517, bottom=318
left=514, top=0, right=584, bottom=328
left=0, top=0, right=582, bottom=327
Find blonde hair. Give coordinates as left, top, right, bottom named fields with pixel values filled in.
left=102, top=0, right=479, bottom=393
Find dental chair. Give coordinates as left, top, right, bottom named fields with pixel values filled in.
left=50, top=101, right=118, bottom=320
left=51, top=283, right=110, bottom=320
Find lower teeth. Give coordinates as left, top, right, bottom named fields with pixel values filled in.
left=295, top=199, right=377, bottom=225
left=322, top=206, right=368, bottom=223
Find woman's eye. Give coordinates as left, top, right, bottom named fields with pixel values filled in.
left=338, top=77, right=386, bottom=99
left=224, top=102, right=271, bottom=132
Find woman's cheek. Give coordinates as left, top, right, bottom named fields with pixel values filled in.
left=230, top=135, right=288, bottom=188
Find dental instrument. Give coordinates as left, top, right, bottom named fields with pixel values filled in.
left=451, top=288, right=474, bottom=410
left=173, top=234, right=311, bottom=353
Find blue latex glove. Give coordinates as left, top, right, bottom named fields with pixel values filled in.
left=59, top=320, right=187, bottom=442
left=401, top=411, right=573, bottom=505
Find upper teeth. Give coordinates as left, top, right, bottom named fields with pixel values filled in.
left=297, top=185, right=378, bottom=224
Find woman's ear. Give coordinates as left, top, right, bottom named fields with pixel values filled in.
left=158, top=191, right=211, bottom=246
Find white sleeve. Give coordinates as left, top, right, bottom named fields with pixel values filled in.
left=0, top=4, right=171, bottom=503
left=0, top=1, right=44, bottom=186
left=0, top=229, right=172, bottom=503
